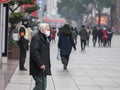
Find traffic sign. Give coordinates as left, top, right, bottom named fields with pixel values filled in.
left=0, top=0, right=10, bottom=3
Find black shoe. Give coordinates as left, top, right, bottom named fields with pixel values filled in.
left=81, top=48, right=84, bottom=51
left=64, top=67, right=67, bottom=70
left=20, top=68, right=27, bottom=71
left=83, top=47, right=85, bottom=50
left=64, top=66, right=67, bottom=69
left=63, top=64, right=67, bottom=70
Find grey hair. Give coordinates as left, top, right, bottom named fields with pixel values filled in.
left=38, top=23, right=49, bottom=31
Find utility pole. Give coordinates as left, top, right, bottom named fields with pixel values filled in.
left=0, top=0, right=10, bottom=68
left=0, top=4, right=3, bottom=68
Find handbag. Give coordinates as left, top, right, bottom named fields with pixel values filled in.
left=57, top=49, right=61, bottom=60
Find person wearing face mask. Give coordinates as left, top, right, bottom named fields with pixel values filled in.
left=30, top=23, right=51, bottom=90
left=18, top=19, right=29, bottom=71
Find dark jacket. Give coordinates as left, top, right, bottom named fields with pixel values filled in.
left=108, top=30, right=113, bottom=40
left=98, top=29, right=103, bottom=38
left=30, top=31, right=51, bottom=76
left=79, top=28, right=87, bottom=40
left=92, top=28, right=98, bottom=38
left=58, top=34, right=76, bottom=56
left=18, top=27, right=29, bottom=50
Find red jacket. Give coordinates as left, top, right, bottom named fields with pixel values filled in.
left=50, top=29, right=56, bottom=38
left=102, top=30, right=108, bottom=42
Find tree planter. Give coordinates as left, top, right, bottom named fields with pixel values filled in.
left=8, top=46, right=20, bottom=60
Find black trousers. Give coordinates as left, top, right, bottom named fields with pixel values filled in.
left=19, top=48, right=27, bottom=69
left=98, top=37, right=102, bottom=47
left=61, top=55, right=69, bottom=66
left=32, top=75, right=47, bottom=90
left=103, top=38, right=108, bottom=47
left=86, top=36, right=90, bottom=46
left=93, top=37, right=97, bottom=47
left=81, top=39, right=86, bottom=50
left=108, top=39, right=112, bottom=47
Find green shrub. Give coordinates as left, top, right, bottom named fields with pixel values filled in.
left=24, top=4, right=40, bottom=14
left=9, top=12, right=24, bottom=24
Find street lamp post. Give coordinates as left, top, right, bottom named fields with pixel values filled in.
left=0, top=4, right=3, bottom=68
left=0, top=0, right=10, bottom=68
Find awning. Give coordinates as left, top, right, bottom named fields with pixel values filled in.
left=42, top=17, right=66, bottom=23
left=0, top=0, right=10, bottom=3
left=42, top=17, right=51, bottom=22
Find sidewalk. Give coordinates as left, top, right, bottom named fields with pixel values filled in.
left=6, top=35, right=120, bottom=90
left=0, top=59, right=18, bottom=90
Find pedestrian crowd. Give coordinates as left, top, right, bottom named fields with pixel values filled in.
left=58, top=24, right=113, bottom=51
left=15, top=18, right=114, bottom=90
left=92, top=26, right=113, bottom=47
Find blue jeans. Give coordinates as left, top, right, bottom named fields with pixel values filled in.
left=32, top=75, right=47, bottom=90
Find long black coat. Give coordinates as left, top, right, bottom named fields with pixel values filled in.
left=92, top=28, right=98, bottom=38
left=58, top=34, right=76, bottom=56
left=18, top=26, right=29, bottom=50
left=30, top=31, right=51, bottom=76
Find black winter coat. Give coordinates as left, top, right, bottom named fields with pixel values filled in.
left=58, top=34, right=76, bottom=56
left=98, top=30, right=103, bottom=38
left=92, top=28, right=98, bottom=38
left=18, top=27, right=29, bottom=50
left=79, top=29, right=87, bottom=40
left=30, top=31, right=51, bottom=76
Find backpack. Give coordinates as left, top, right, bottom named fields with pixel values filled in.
left=12, top=30, right=19, bottom=41
left=71, top=30, right=77, bottom=39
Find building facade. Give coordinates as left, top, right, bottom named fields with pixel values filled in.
left=47, top=0, right=58, bottom=17
left=116, top=0, right=120, bottom=33
left=38, top=0, right=47, bottom=17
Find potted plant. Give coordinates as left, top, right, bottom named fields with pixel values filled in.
left=8, top=12, right=24, bottom=59
left=8, top=0, right=40, bottom=59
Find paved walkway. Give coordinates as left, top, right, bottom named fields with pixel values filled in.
left=0, top=59, right=18, bottom=90
left=5, top=35, right=120, bottom=90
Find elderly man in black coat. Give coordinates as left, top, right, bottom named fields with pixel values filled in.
left=30, top=23, right=51, bottom=90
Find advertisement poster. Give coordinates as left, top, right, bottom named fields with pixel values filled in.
left=95, top=15, right=108, bottom=25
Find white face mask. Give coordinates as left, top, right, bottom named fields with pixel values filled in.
left=45, top=31, right=50, bottom=37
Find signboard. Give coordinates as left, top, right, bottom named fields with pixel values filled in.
left=43, top=17, right=66, bottom=23
left=95, top=15, right=108, bottom=25
left=0, top=0, right=10, bottom=3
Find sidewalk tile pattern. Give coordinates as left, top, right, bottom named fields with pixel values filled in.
left=5, top=35, right=120, bottom=90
